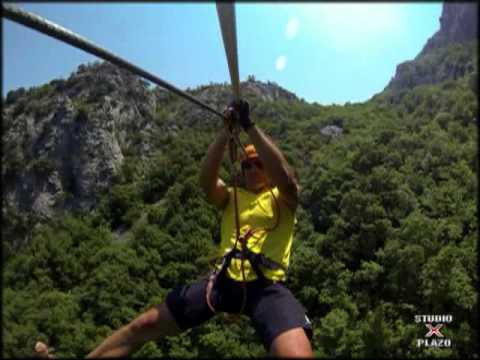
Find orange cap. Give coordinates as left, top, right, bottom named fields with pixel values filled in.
left=241, top=144, right=258, bottom=161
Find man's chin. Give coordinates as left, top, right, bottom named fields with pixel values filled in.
left=248, top=182, right=267, bottom=192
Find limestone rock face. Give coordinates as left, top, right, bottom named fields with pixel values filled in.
left=420, top=3, right=478, bottom=56
left=2, top=62, right=154, bottom=218
left=320, top=125, right=343, bottom=138
left=243, top=77, right=298, bottom=102
left=383, top=3, right=478, bottom=93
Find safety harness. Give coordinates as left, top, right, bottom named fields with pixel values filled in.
left=205, top=127, right=287, bottom=315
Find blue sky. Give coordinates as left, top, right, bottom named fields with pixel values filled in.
left=3, top=3, right=442, bottom=105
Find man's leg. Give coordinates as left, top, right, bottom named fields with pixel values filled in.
left=269, top=327, right=313, bottom=357
left=247, top=281, right=313, bottom=357
left=86, top=302, right=181, bottom=358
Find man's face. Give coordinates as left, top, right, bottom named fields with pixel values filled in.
left=242, top=158, right=268, bottom=192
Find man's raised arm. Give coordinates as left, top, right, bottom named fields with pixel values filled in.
left=232, top=100, right=299, bottom=211
left=199, top=127, right=230, bottom=209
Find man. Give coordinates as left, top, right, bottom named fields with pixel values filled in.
left=36, top=100, right=313, bottom=358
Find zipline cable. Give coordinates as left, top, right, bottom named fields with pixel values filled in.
left=216, top=2, right=241, bottom=101
left=1, top=3, right=226, bottom=119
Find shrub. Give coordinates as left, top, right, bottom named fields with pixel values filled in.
left=434, top=112, right=453, bottom=130
left=12, top=98, right=27, bottom=118
left=31, top=157, right=56, bottom=176
left=75, top=104, right=89, bottom=123
left=5, top=87, right=26, bottom=105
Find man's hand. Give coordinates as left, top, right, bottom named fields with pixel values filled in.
left=229, top=100, right=255, bottom=131
left=223, top=106, right=240, bottom=134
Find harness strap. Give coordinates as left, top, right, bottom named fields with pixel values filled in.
left=205, top=272, right=217, bottom=313
left=229, top=249, right=286, bottom=272
left=205, top=246, right=286, bottom=313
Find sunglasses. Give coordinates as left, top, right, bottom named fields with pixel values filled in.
left=241, top=159, right=263, bottom=171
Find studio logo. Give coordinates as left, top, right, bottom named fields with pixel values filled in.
left=425, top=324, right=444, bottom=338
left=415, top=314, right=452, bottom=348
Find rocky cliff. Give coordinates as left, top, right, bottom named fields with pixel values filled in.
left=3, top=62, right=153, bottom=218
left=384, top=2, right=478, bottom=93
left=2, top=62, right=298, bottom=220
left=420, top=3, right=478, bottom=56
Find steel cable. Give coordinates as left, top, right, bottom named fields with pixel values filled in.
left=216, top=2, right=241, bottom=101
left=2, top=3, right=226, bottom=119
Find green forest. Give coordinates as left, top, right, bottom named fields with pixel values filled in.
left=2, top=36, right=478, bottom=358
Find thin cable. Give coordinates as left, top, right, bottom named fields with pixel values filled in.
left=2, top=3, right=226, bottom=120
left=216, top=2, right=241, bottom=101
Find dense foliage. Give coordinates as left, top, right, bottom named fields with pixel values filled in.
left=3, top=41, right=478, bottom=358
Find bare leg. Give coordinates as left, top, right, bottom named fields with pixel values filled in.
left=269, top=327, right=313, bottom=358
left=35, top=302, right=180, bottom=358
left=87, top=302, right=181, bottom=357
left=86, top=302, right=181, bottom=358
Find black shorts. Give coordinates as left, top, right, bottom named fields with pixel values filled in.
left=165, top=273, right=313, bottom=350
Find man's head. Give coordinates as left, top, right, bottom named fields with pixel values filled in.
left=241, top=144, right=268, bottom=192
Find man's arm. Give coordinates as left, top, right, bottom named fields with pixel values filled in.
left=199, top=128, right=230, bottom=209
left=247, top=125, right=299, bottom=211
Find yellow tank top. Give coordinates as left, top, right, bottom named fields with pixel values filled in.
left=218, top=186, right=296, bottom=282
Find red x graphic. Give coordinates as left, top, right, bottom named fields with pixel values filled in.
left=425, top=323, right=444, bottom=338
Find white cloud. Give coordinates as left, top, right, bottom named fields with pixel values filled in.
left=285, top=18, right=299, bottom=40
left=275, top=55, right=287, bottom=71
